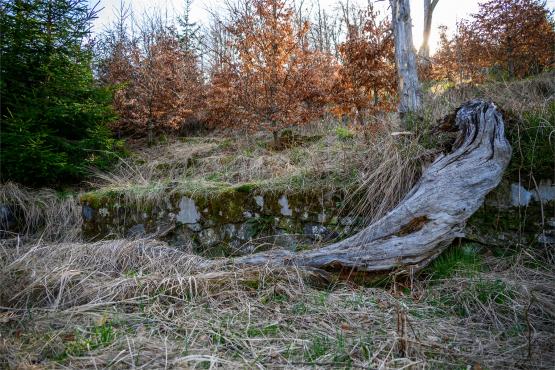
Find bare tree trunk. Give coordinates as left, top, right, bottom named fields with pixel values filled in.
left=507, top=36, right=515, bottom=79
left=269, top=1, right=279, bottom=147
left=390, top=0, right=422, bottom=123
left=419, top=0, right=439, bottom=63
left=147, top=99, right=154, bottom=146
left=272, top=129, right=280, bottom=148
left=231, top=100, right=512, bottom=274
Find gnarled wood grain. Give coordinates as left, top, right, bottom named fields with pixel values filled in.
left=234, top=100, right=512, bottom=273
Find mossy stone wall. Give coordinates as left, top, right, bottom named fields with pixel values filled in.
left=80, top=176, right=554, bottom=256
left=80, top=186, right=358, bottom=256
left=466, top=179, right=554, bottom=246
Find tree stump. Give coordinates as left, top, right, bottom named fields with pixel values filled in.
left=234, top=100, right=512, bottom=273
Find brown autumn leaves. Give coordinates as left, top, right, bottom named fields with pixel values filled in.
left=96, top=0, right=555, bottom=143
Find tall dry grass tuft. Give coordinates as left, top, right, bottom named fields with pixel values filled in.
left=0, top=183, right=82, bottom=242
left=339, top=134, right=430, bottom=227
left=89, top=140, right=220, bottom=188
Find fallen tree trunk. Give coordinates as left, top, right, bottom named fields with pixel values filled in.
left=234, top=100, right=512, bottom=273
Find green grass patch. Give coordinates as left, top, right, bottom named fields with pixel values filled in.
left=246, top=323, right=279, bottom=337
left=217, top=138, right=234, bottom=150
left=303, top=333, right=352, bottom=366
left=292, top=302, right=308, bottom=315
left=335, top=126, right=354, bottom=140
left=505, top=101, right=555, bottom=178
left=55, top=321, right=116, bottom=361
left=305, top=335, right=331, bottom=361
left=473, top=279, right=514, bottom=305
left=206, top=172, right=225, bottom=182
left=424, top=243, right=483, bottom=280
left=428, top=278, right=517, bottom=318
left=261, top=292, right=289, bottom=305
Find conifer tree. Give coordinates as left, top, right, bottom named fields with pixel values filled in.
left=0, top=0, right=119, bottom=186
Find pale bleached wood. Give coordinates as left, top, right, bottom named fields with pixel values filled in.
left=390, top=0, right=423, bottom=121
left=419, top=0, right=440, bottom=62
left=233, top=100, right=512, bottom=273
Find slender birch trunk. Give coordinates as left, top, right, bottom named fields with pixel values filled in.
left=419, top=0, right=440, bottom=63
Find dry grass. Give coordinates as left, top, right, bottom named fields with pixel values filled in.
left=91, top=131, right=363, bottom=189
left=340, top=137, right=430, bottom=225
left=91, top=139, right=221, bottom=189
left=0, top=183, right=82, bottom=242
left=425, top=72, right=555, bottom=119
left=0, top=237, right=553, bottom=369
left=87, top=124, right=430, bottom=230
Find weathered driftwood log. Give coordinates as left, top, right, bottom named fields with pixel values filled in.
left=234, top=100, right=512, bottom=273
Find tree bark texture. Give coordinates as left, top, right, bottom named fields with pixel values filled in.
left=390, top=0, right=423, bottom=119
left=234, top=100, right=512, bottom=273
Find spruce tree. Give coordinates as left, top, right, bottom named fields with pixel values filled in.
left=0, top=0, right=120, bottom=186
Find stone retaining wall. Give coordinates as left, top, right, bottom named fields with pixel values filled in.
left=466, top=179, right=555, bottom=246
left=80, top=187, right=359, bottom=256
left=2, top=179, right=552, bottom=254
left=79, top=179, right=554, bottom=256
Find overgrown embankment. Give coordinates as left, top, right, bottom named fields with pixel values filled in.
left=0, top=75, right=554, bottom=369
left=78, top=130, right=428, bottom=255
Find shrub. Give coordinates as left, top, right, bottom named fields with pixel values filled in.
left=335, top=126, right=355, bottom=140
